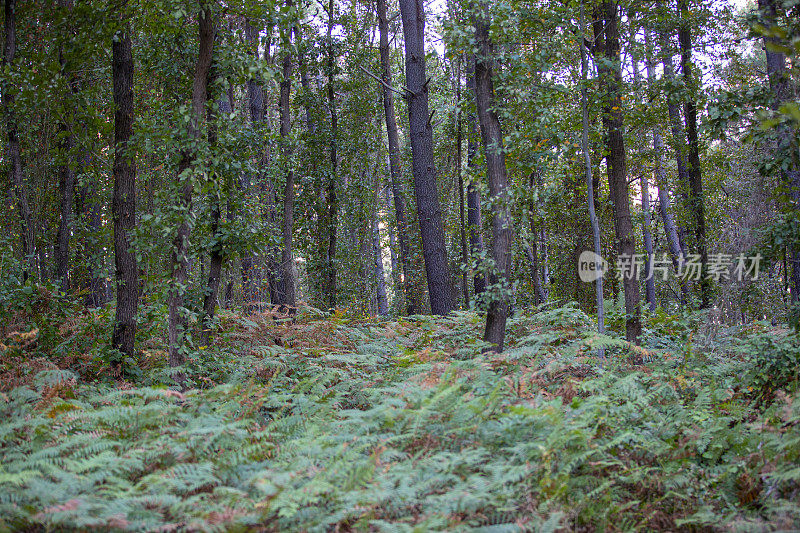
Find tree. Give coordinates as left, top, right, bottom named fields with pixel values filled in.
left=3, top=0, right=35, bottom=282
left=465, top=54, right=486, bottom=299
left=110, top=14, right=139, bottom=365
left=167, top=2, right=216, bottom=380
left=274, top=8, right=297, bottom=309
left=758, top=0, right=800, bottom=302
left=645, top=27, right=688, bottom=305
left=324, top=0, right=339, bottom=309
left=398, top=0, right=455, bottom=315
left=377, top=0, right=419, bottom=314
left=677, top=0, right=710, bottom=308
left=473, top=3, right=512, bottom=352
left=579, top=1, right=605, bottom=336
left=594, top=0, right=641, bottom=343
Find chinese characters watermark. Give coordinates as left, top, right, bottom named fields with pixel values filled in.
left=578, top=252, right=762, bottom=282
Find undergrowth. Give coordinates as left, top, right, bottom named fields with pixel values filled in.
left=1, top=287, right=799, bottom=531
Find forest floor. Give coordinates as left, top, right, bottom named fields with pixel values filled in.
left=1, top=289, right=800, bottom=531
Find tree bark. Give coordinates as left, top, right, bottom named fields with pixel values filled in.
left=455, top=57, right=469, bottom=309
left=465, top=54, right=486, bottom=300
left=580, top=3, right=605, bottom=332
left=168, top=3, right=215, bottom=380
left=111, top=21, right=139, bottom=364
left=645, top=28, right=688, bottom=304
left=324, top=0, right=339, bottom=309
left=398, top=0, right=455, bottom=315
left=55, top=1, right=78, bottom=293
left=378, top=0, right=418, bottom=314
left=55, top=126, right=76, bottom=292
left=242, top=22, right=261, bottom=304
left=759, top=0, right=800, bottom=302
left=677, top=0, right=710, bottom=308
left=200, top=70, right=230, bottom=347
left=2, top=0, right=35, bottom=282
left=473, top=6, right=511, bottom=352
left=274, top=14, right=296, bottom=309
left=595, top=1, right=641, bottom=343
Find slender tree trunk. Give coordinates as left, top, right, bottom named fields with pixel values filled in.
left=275, top=15, right=296, bottom=308
left=378, top=0, right=418, bottom=314
left=55, top=2, right=78, bottom=292
left=455, top=57, right=469, bottom=308
left=383, top=182, right=401, bottom=297
left=373, top=179, right=389, bottom=316
left=200, top=72, right=230, bottom=347
left=630, top=49, right=657, bottom=312
left=473, top=6, right=511, bottom=352
left=77, top=173, right=106, bottom=307
left=55, top=126, right=76, bottom=292
left=465, top=55, right=486, bottom=299
left=243, top=20, right=265, bottom=304
left=759, top=0, right=800, bottom=302
left=399, top=0, right=455, bottom=315
left=580, top=3, right=605, bottom=332
left=645, top=28, right=688, bottom=305
left=595, top=1, right=641, bottom=343
left=111, top=21, right=139, bottom=364
left=168, top=4, right=215, bottom=380
left=2, top=0, right=35, bottom=282
left=325, top=0, right=339, bottom=309
left=677, top=0, right=710, bottom=308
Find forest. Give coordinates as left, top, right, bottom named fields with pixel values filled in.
left=1, top=0, right=800, bottom=529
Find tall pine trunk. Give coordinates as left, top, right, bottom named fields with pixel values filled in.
left=398, top=0, right=455, bottom=315
left=595, top=1, right=641, bottom=343
left=473, top=6, right=511, bottom=352
left=378, top=0, right=418, bottom=314
left=3, top=0, right=35, bottom=282
left=111, top=20, right=139, bottom=364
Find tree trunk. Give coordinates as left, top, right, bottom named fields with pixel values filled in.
left=324, top=0, right=339, bottom=309
left=55, top=125, right=76, bottom=292
left=455, top=57, right=469, bottom=309
left=383, top=182, right=401, bottom=298
left=200, top=72, right=230, bottom=347
left=759, top=0, right=800, bottom=302
left=243, top=20, right=268, bottom=304
left=645, top=28, right=688, bottom=304
left=677, top=0, right=710, bottom=308
left=2, top=0, right=35, bottom=282
left=398, top=0, right=455, bottom=316
left=580, top=3, right=606, bottom=333
left=55, top=2, right=78, bottom=293
left=275, top=15, right=296, bottom=309
left=167, top=4, right=215, bottom=381
left=111, top=22, right=139, bottom=365
left=373, top=183, right=389, bottom=316
left=595, top=1, right=641, bottom=343
left=378, top=0, right=418, bottom=314
left=465, top=54, right=486, bottom=300
left=473, top=6, right=511, bottom=352
left=630, top=50, right=657, bottom=312
left=76, top=174, right=106, bottom=307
